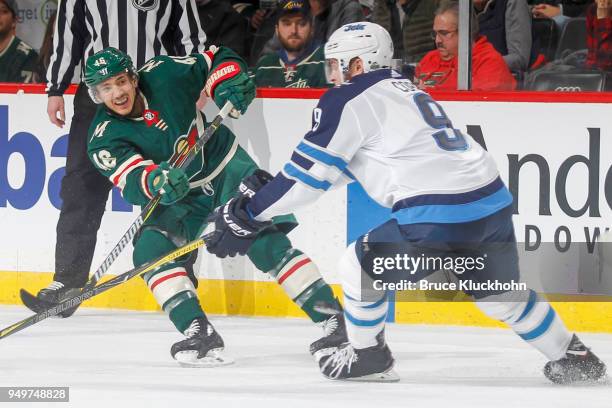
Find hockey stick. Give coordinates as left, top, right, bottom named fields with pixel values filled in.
left=20, top=101, right=235, bottom=311
left=2, top=238, right=206, bottom=340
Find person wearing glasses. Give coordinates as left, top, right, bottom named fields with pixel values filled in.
left=414, top=0, right=516, bottom=91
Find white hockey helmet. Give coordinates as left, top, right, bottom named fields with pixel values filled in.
left=324, top=22, right=394, bottom=85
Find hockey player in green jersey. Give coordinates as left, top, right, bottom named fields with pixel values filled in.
left=254, top=0, right=329, bottom=89
left=85, top=47, right=346, bottom=366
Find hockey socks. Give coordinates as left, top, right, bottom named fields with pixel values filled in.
left=168, top=296, right=207, bottom=333
left=248, top=230, right=339, bottom=323
left=143, top=266, right=205, bottom=332
left=477, top=289, right=572, bottom=361
left=343, top=292, right=389, bottom=349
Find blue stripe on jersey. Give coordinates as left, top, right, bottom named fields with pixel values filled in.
left=290, top=151, right=315, bottom=171
left=392, top=177, right=507, bottom=211
left=296, top=142, right=348, bottom=171
left=391, top=185, right=513, bottom=224
left=283, top=163, right=331, bottom=191
left=344, top=310, right=387, bottom=327
left=304, top=69, right=397, bottom=149
left=518, top=306, right=556, bottom=341
left=249, top=173, right=296, bottom=217
left=516, top=290, right=538, bottom=323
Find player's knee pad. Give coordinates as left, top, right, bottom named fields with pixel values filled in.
left=143, top=265, right=198, bottom=314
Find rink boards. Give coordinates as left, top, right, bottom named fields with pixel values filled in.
left=0, top=86, right=611, bottom=331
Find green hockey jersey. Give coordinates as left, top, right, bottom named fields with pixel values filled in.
left=254, top=45, right=330, bottom=88
left=87, top=48, right=247, bottom=206
left=0, top=36, right=39, bottom=83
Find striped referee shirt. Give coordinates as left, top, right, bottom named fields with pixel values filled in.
left=46, top=0, right=206, bottom=96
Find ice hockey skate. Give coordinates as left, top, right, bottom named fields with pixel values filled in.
left=316, top=331, right=399, bottom=382
left=170, top=318, right=234, bottom=367
left=21, top=282, right=82, bottom=318
left=310, top=312, right=348, bottom=355
left=544, top=334, right=607, bottom=384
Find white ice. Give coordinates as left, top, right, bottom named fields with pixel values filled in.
left=1, top=305, right=611, bottom=408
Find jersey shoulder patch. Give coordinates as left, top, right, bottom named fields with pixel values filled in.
left=15, top=39, right=33, bottom=56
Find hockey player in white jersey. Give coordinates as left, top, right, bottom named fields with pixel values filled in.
left=204, top=22, right=607, bottom=383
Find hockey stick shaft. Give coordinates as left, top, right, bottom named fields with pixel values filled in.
left=1, top=238, right=206, bottom=340
left=82, top=101, right=234, bottom=290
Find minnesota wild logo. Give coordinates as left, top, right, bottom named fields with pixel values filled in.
left=131, top=0, right=159, bottom=11
left=173, top=125, right=199, bottom=159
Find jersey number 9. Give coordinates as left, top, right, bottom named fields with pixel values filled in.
left=414, top=93, right=468, bottom=152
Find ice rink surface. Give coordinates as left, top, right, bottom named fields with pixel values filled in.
left=1, top=306, right=611, bottom=408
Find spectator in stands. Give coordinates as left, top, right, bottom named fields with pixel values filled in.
left=246, top=0, right=281, bottom=65
left=474, top=0, right=532, bottom=72
left=531, top=0, right=593, bottom=29
left=310, top=0, right=365, bottom=44
left=360, top=0, right=374, bottom=20
left=256, top=0, right=364, bottom=64
left=254, top=0, right=329, bottom=87
left=0, top=0, right=39, bottom=83
left=197, top=0, right=248, bottom=58
left=586, top=0, right=612, bottom=70
left=415, top=0, right=516, bottom=91
left=372, top=0, right=439, bottom=62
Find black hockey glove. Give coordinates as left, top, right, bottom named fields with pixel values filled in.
left=204, top=196, right=271, bottom=258
left=238, top=169, right=274, bottom=198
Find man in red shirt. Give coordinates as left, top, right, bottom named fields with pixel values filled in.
left=586, top=0, right=612, bottom=71
left=415, top=0, right=516, bottom=91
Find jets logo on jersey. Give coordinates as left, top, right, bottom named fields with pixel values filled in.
left=131, top=0, right=158, bottom=11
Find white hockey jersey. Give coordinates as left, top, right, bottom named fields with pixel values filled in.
left=249, top=69, right=513, bottom=225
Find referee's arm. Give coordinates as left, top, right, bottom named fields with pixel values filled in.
left=45, top=0, right=87, bottom=127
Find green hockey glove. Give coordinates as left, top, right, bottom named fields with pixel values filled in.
left=146, top=162, right=190, bottom=205
left=205, top=62, right=256, bottom=115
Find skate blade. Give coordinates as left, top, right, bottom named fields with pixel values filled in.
left=343, top=368, right=400, bottom=383
left=174, top=348, right=235, bottom=368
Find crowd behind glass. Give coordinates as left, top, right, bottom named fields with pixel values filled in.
left=1, top=0, right=610, bottom=92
